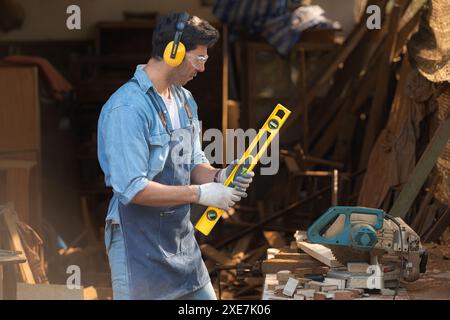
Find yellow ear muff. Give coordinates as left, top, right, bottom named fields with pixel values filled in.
left=163, top=41, right=186, bottom=67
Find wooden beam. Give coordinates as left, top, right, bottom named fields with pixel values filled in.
left=200, top=243, right=230, bottom=265
left=231, top=234, right=253, bottom=261
left=359, top=1, right=404, bottom=170
left=423, top=208, right=450, bottom=242
left=410, top=173, right=440, bottom=230
left=200, top=243, right=236, bottom=279
left=257, top=201, right=287, bottom=248
left=389, top=115, right=450, bottom=218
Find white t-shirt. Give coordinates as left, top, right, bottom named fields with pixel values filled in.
left=160, top=89, right=181, bottom=130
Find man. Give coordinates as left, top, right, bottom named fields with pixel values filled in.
left=97, top=12, right=254, bottom=300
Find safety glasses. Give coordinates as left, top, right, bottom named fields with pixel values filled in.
left=186, top=53, right=208, bottom=70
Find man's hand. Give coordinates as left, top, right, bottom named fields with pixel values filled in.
left=197, top=182, right=247, bottom=211
left=216, top=159, right=255, bottom=191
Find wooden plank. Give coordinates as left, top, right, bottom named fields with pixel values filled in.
left=418, top=203, right=438, bottom=236
left=359, top=1, right=404, bottom=170
left=410, top=173, right=441, bottom=230
left=273, top=253, right=315, bottom=261
left=17, top=283, right=83, bottom=300
left=261, top=258, right=324, bottom=274
left=294, top=267, right=313, bottom=278
left=423, top=208, right=450, bottom=243
left=297, top=242, right=343, bottom=268
left=267, top=247, right=298, bottom=259
left=389, top=115, right=450, bottom=218
left=0, top=204, right=35, bottom=284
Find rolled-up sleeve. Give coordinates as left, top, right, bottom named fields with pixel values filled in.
left=101, top=106, right=150, bottom=204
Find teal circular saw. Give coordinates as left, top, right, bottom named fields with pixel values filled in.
left=307, top=206, right=384, bottom=252
left=306, top=206, right=426, bottom=283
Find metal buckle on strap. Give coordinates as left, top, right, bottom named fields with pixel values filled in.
left=184, top=103, right=193, bottom=120
left=158, top=111, right=168, bottom=129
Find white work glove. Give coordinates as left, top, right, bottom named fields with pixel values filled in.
left=215, top=159, right=255, bottom=192
left=197, top=182, right=247, bottom=211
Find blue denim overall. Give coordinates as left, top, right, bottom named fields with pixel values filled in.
left=118, top=93, right=210, bottom=300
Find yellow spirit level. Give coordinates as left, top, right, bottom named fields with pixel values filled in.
left=195, top=104, right=291, bottom=236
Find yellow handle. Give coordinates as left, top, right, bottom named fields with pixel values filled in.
left=195, top=104, right=291, bottom=236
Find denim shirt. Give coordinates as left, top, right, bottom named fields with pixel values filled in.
left=97, top=65, right=209, bottom=223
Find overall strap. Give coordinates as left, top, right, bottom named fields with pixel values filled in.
left=178, top=88, right=193, bottom=122
left=129, top=78, right=171, bottom=134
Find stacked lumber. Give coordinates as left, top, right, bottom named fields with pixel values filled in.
left=263, top=241, right=408, bottom=300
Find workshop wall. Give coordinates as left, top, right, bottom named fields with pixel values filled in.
left=0, top=0, right=356, bottom=41
left=0, top=0, right=216, bottom=41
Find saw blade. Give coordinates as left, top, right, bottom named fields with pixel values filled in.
left=327, top=245, right=371, bottom=265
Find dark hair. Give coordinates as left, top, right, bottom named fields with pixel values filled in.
left=151, top=12, right=220, bottom=59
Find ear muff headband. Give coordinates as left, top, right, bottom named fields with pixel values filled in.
left=163, top=13, right=189, bottom=67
